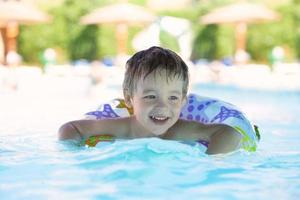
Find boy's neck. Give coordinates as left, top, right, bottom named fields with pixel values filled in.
left=129, top=116, right=168, bottom=139
left=129, top=116, right=152, bottom=138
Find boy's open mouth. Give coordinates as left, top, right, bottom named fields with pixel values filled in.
left=149, top=115, right=169, bottom=124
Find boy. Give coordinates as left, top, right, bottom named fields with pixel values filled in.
left=59, top=46, right=242, bottom=154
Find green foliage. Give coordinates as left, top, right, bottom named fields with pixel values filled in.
left=19, top=0, right=108, bottom=64
left=159, top=30, right=180, bottom=53
left=97, top=25, right=117, bottom=57
left=216, top=26, right=234, bottom=59
left=247, top=3, right=298, bottom=62
left=171, top=0, right=234, bottom=60
left=69, top=25, right=98, bottom=60
left=191, top=25, right=218, bottom=60
left=292, top=0, right=300, bottom=58
left=190, top=0, right=300, bottom=62
left=16, top=0, right=300, bottom=65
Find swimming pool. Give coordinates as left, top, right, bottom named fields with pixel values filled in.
left=0, top=76, right=299, bottom=199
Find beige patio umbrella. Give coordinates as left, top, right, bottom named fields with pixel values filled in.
left=80, top=2, right=155, bottom=55
left=147, top=0, right=192, bottom=11
left=0, top=0, right=50, bottom=64
left=200, top=2, right=280, bottom=61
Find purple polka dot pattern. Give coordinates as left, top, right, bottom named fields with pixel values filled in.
left=187, top=105, right=194, bottom=112
left=180, top=99, right=217, bottom=123
left=197, top=104, right=204, bottom=111
left=187, top=114, right=193, bottom=120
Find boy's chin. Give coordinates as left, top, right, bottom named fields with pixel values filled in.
left=150, top=129, right=169, bottom=136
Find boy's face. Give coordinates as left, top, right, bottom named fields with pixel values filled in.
left=130, top=70, right=186, bottom=136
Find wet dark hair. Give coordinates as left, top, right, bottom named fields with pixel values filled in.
left=122, top=46, right=189, bottom=97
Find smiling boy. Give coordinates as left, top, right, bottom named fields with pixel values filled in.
left=59, top=46, right=242, bottom=154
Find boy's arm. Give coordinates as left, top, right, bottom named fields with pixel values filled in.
left=58, top=118, right=128, bottom=141
left=58, top=121, right=83, bottom=140
left=206, top=126, right=242, bottom=155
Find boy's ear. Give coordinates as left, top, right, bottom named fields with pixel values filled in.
left=182, top=95, right=187, bottom=106
left=123, top=89, right=133, bottom=108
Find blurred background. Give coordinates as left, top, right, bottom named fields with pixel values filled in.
left=0, top=0, right=300, bottom=88
left=1, top=0, right=300, bottom=102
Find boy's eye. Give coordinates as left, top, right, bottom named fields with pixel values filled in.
left=144, top=95, right=156, bottom=99
left=169, top=96, right=179, bottom=101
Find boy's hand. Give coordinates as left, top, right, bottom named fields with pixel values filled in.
left=206, top=126, right=242, bottom=155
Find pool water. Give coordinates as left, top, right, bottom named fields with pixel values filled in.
left=0, top=77, right=300, bottom=199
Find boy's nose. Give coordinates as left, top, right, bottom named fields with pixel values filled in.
left=156, top=99, right=168, bottom=108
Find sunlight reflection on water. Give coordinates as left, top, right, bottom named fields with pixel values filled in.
left=1, top=76, right=300, bottom=199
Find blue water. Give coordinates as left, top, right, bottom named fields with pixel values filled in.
left=1, top=81, right=300, bottom=200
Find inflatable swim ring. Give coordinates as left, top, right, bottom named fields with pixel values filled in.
left=85, top=94, right=260, bottom=151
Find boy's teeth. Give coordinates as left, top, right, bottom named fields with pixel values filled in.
left=151, top=116, right=167, bottom=120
